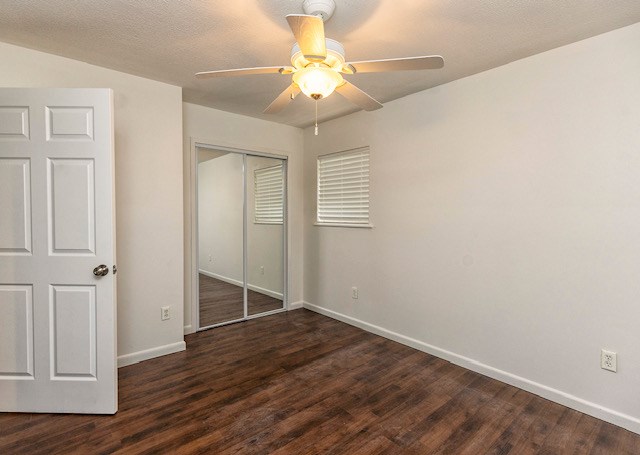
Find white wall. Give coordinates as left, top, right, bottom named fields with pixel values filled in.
left=303, top=23, right=640, bottom=432
left=183, top=102, right=303, bottom=332
left=0, top=42, right=185, bottom=364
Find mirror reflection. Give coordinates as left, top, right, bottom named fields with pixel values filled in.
left=197, top=148, right=285, bottom=329
left=247, top=155, right=285, bottom=316
left=198, top=149, right=244, bottom=327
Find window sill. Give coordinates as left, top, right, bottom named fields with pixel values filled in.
left=314, top=222, right=374, bottom=229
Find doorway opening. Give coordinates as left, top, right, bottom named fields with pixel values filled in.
left=193, top=143, right=288, bottom=330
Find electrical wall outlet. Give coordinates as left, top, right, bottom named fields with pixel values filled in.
left=208, top=254, right=213, bottom=263
left=351, top=287, right=358, bottom=299
left=601, top=349, right=617, bottom=372
left=260, top=266, right=265, bottom=275
left=161, top=306, right=171, bottom=321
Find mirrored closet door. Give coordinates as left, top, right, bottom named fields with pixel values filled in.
left=196, top=146, right=286, bottom=330
left=246, top=155, right=285, bottom=316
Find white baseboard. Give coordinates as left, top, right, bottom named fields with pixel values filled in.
left=199, top=269, right=242, bottom=286
left=199, top=269, right=283, bottom=299
left=302, top=302, right=640, bottom=435
left=249, top=284, right=283, bottom=300
left=117, top=341, right=186, bottom=368
left=288, top=301, right=304, bottom=310
left=184, top=324, right=194, bottom=335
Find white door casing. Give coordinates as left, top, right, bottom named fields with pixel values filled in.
left=0, top=88, right=117, bottom=414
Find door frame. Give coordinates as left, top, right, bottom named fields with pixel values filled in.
left=188, top=138, right=290, bottom=332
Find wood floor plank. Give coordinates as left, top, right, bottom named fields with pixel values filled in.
left=537, top=408, right=585, bottom=454
left=560, top=413, right=602, bottom=455
left=488, top=392, right=569, bottom=454
left=484, top=394, right=548, bottom=454
left=589, top=421, right=638, bottom=455
left=0, top=309, right=638, bottom=454
left=404, top=375, right=505, bottom=451
left=441, top=387, right=530, bottom=455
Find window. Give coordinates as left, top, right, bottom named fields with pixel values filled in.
left=317, top=147, right=370, bottom=226
left=254, top=164, right=284, bottom=224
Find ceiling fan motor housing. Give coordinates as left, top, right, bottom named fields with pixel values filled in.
left=302, top=0, right=336, bottom=22
left=291, top=38, right=345, bottom=70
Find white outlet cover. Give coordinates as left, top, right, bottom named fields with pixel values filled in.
left=601, top=349, right=617, bottom=372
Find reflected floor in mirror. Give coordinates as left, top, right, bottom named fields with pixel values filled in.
left=199, top=274, right=283, bottom=328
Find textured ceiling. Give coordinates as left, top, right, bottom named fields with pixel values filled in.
left=1, top=1, right=639, bottom=128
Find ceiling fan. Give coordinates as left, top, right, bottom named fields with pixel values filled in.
left=196, top=0, right=444, bottom=118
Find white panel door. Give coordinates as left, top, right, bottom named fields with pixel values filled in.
left=0, top=88, right=116, bottom=414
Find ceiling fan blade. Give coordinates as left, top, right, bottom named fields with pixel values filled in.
left=335, top=81, right=383, bottom=111
left=286, top=14, right=326, bottom=62
left=264, top=84, right=301, bottom=114
left=347, top=55, right=444, bottom=74
left=196, top=66, right=293, bottom=79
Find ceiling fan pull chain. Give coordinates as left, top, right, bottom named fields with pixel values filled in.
left=315, top=99, right=319, bottom=136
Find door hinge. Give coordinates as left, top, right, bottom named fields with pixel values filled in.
left=113, top=265, right=117, bottom=275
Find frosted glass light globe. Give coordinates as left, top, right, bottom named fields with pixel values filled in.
left=293, top=67, right=344, bottom=100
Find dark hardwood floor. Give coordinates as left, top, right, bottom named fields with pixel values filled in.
left=1, top=309, right=638, bottom=454
left=199, top=273, right=283, bottom=327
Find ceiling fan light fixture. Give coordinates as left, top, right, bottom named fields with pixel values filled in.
left=292, top=66, right=343, bottom=100
left=196, top=4, right=444, bottom=116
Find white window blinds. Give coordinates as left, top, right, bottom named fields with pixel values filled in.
left=317, top=147, right=370, bottom=225
left=254, top=164, right=284, bottom=224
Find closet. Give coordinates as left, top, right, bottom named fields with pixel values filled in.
left=196, top=146, right=286, bottom=329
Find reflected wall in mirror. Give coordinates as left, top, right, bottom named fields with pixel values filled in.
left=247, top=155, right=285, bottom=316
left=197, top=149, right=245, bottom=327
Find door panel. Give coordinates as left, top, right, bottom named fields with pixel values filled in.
left=0, top=88, right=116, bottom=414
left=0, top=285, right=34, bottom=379
left=0, top=158, right=31, bottom=254
left=48, top=158, right=95, bottom=254
left=0, top=106, right=29, bottom=139
left=46, top=106, right=94, bottom=141
left=50, top=285, right=96, bottom=379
